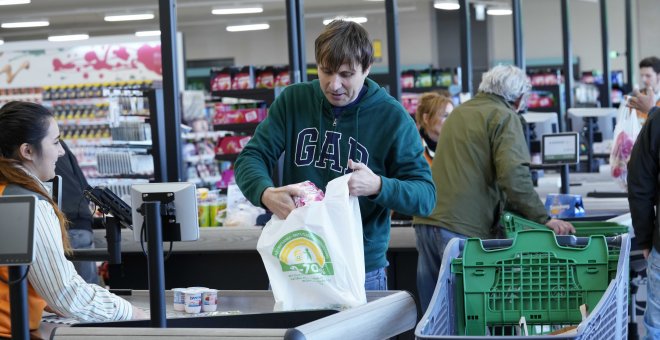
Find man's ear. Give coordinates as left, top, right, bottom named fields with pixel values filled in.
left=18, top=143, right=34, bottom=161
left=363, top=64, right=371, bottom=77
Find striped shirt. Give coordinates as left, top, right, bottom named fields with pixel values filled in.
left=28, top=198, right=133, bottom=321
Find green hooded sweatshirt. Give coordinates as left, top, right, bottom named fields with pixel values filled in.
left=235, top=78, right=436, bottom=273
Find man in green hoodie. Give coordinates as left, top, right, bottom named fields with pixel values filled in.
left=234, top=20, right=435, bottom=291
left=413, top=65, right=575, bottom=312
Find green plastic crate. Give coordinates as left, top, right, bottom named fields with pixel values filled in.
left=500, top=212, right=628, bottom=282
left=450, top=230, right=611, bottom=336
left=500, top=212, right=629, bottom=239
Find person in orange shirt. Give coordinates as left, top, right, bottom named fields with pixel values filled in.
left=636, top=56, right=660, bottom=123
left=0, top=101, right=146, bottom=339
left=413, top=92, right=454, bottom=165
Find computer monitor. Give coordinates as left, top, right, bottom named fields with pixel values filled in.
left=542, top=132, right=580, bottom=165
left=0, top=195, right=37, bottom=265
left=130, top=182, right=199, bottom=242
left=568, top=108, right=617, bottom=142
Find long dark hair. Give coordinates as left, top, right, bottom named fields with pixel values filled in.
left=0, top=101, right=71, bottom=253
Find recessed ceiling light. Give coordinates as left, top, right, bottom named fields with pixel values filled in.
left=487, top=8, right=513, bottom=15
left=1, top=20, right=49, bottom=28
left=226, top=23, right=270, bottom=32
left=135, top=30, right=161, bottom=37
left=212, top=7, right=263, bottom=15
left=323, top=16, right=368, bottom=25
left=104, top=13, right=155, bottom=22
left=0, top=0, right=30, bottom=5
left=48, top=34, right=89, bottom=42
left=434, top=1, right=460, bottom=10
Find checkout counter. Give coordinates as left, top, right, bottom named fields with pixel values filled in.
left=41, top=227, right=421, bottom=340
left=45, top=290, right=416, bottom=339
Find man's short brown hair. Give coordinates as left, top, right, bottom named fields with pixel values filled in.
left=315, top=20, right=374, bottom=73
left=639, top=56, right=660, bottom=74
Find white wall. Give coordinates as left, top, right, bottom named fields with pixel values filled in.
left=182, top=3, right=436, bottom=69
left=637, top=0, right=660, bottom=63
left=182, top=0, right=656, bottom=84
left=488, top=0, right=646, bottom=83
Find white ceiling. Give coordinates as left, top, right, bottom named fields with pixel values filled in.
left=0, top=0, right=434, bottom=42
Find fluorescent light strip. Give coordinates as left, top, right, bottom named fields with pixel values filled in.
left=487, top=8, right=512, bottom=15
left=212, top=7, right=263, bottom=15
left=323, top=16, right=367, bottom=25
left=434, top=2, right=460, bottom=10
left=1, top=20, right=49, bottom=28
left=104, top=13, right=154, bottom=22
left=135, top=30, right=161, bottom=37
left=48, top=34, right=89, bottom=42
left=226, top=23, right=269, bottom=32
left=0, top=0, right=30, bottom=5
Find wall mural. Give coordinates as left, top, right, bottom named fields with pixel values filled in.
left=0, top=41, right=162, bottom=88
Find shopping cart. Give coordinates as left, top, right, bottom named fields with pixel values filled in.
left=415, top=229, right=630, bottom=339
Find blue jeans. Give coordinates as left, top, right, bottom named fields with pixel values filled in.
left=414, top=224, right=467, bottom=314
left=68, top=229, right=99, bottom=284
left=365, top=267, right=388, bottom=290
left=644, top=248, right=660, bottom=340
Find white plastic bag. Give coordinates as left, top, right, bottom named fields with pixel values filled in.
left=609, top=96, right=641, bottom=190
left=256, top=174, right=367, bottom=311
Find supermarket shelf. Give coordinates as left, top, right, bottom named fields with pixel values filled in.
left=211, top=89, right=278, bottom=105
left=401, top=86, right=449, bottom=94
left=185, top=154, right=216, bottom=163
left=215, top=154, right=239, bottom=161
left=213, top=122, right=260, bottom=133
left=182, top=131, right=227, bottom=141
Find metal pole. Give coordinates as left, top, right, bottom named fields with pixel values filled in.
left=8, top=266, right=28, bottom=340
left=625, top=0, right=634, bottom=88
left=144, top=201, right=166, bottom=328
left=286, top=0, right=301, bottom=84
left=296, top=0, right=307, bottom=83
left=459, top=0, right=473, bottom=94
left=147, top=88, right=166, bottom=183
left=512, top=0, right=525, bottom=71
left=158, top=0, right=183, bottom=182
left=560, top=0, right=572, bottom=194
left=385, top=0, right=401, bottom=101
left=600, top=0, right=612, bottom=107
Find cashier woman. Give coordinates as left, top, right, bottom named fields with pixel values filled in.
left=0, top=101, right=146, bottom=339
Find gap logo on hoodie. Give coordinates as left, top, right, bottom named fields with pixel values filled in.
left=295, top=128, right=369, bottom=174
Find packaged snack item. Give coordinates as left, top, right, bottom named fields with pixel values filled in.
left=291, top=180, right=325, bottom=208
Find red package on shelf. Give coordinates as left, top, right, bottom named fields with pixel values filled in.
left=213, top=108, right=267, bottom=125
left=232, top=66, right=255, bottom=90
left=210, top=67, right=234, bottom=91
left=216, top=136, right=252, bottom=155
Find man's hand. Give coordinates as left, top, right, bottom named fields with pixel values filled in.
left=347, top=159, right=382, bottom=196
left=628, top=88, right=656, bottom=113
left=545, top=218, right=576, bottom=235
left=261, top=185, right=305, bottom=219
left=643, top=248, right=650, bottom=260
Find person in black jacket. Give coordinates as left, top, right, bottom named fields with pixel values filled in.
left=627, top=87, right=660, bottom=339
left=55, top=140, right=99, bottom=284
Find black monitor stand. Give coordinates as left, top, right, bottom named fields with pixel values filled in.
left=9, top=266, right=29, bottom=340
left=140, top=201, right=167, bottom=328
